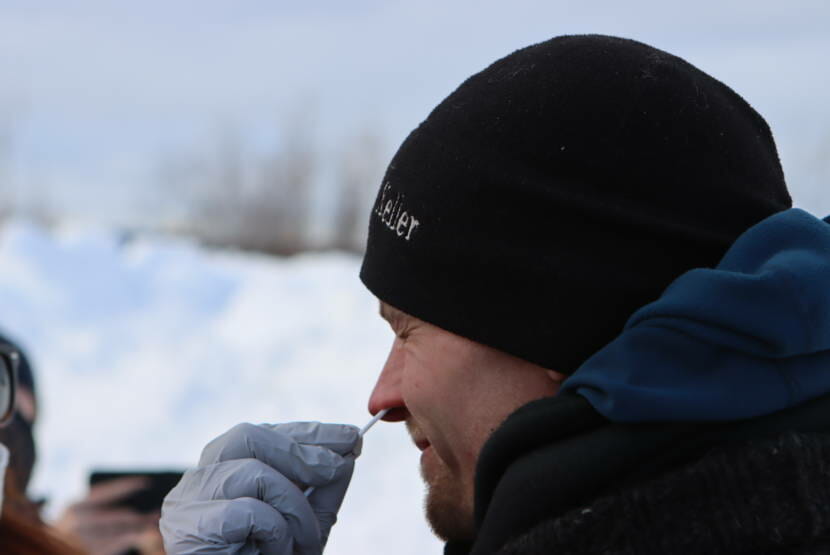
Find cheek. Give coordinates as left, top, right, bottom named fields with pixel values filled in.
left=401, top=340, right=460, bottom=416
left=401, top=340, right=482, bottom=469
left=399, top=349, right=439, bottom=413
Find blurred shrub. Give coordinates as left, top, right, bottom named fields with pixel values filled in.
left=155, top=115, right=385, bottom=255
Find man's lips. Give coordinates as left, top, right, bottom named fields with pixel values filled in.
left=406, top=419, right=431, bottom=452
left=414, top=438, right=431, bottom=451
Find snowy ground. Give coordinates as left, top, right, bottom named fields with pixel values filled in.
left=0, top=219, right=442, bottom=554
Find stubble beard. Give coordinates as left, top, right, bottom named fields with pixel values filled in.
left=409, top=421, right=475, bottom=543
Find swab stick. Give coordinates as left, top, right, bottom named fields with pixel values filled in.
left=304, top=408, right=389, bottom=497
left=359, top=408, right=389, bottom=436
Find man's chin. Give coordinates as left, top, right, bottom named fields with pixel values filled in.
left=420, top=448, right=475, bottom=542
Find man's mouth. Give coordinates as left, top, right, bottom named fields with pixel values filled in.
left=406, top=419, right=431, bottom=451
left=414, top=438, right=431, bottom=451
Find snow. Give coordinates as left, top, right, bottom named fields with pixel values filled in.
left=0, top=219, right=442, bottom=554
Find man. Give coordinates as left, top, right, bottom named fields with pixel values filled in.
left=1, top=340, right=19, bottom=513
left=0, top=335, right=38, bottom=522
left=0, top=334, right=165, bottom=554
left=160, top=35, right=830, bottom=553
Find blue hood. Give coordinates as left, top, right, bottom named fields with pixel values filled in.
left=562, top=208, right=830, bottom=422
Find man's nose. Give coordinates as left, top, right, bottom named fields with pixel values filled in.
left=367, top=338, right=407, bottom=421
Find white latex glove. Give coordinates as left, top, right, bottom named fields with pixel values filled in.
left=160, top=422, right=362, bottom=555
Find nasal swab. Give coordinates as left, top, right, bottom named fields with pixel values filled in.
left=304, top=408, right=389, bottom=497
left=359, top=408, right=389, bottom=436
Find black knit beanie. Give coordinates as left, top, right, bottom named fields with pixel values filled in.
left=360, top=34, right=791, bottom=374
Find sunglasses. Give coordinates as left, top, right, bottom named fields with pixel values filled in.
left=0, top=345, right=19, bottom=427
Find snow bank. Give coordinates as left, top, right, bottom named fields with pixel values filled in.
left=0, top=219, right=441, bottom=554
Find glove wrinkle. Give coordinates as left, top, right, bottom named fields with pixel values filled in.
left=162, top=422, right=361, bottom=555
left=200, top=423, right=352, bottom=487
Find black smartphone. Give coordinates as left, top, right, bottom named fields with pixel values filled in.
left=89, top=470, right=184, bottom=514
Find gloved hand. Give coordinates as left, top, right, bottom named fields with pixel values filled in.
left=160, top=421, right=362, bottom=555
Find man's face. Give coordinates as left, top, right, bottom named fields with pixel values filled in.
left=368, top=303, right=563, bottom=542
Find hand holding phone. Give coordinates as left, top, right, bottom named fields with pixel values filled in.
left=55, top=471, right=182, bottom=555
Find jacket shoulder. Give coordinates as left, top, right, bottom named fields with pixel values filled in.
left=496, top=432, right=830, bottom=555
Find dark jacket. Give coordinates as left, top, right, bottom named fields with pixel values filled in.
left=497, top=431, right=830, bottom=554
left=448, top=209, right=830, bottom=554
left=446, top=393, right=830, bottom=554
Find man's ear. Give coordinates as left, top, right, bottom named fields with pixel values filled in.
left=546, top=370, right=566, bottom=384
